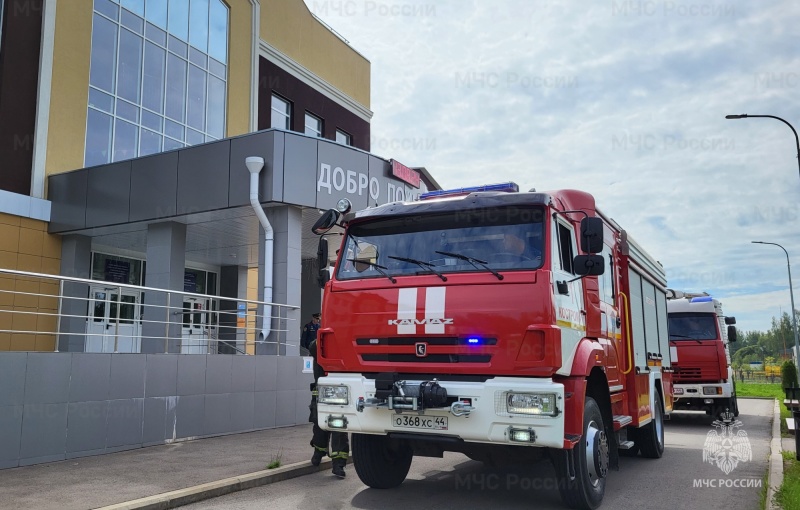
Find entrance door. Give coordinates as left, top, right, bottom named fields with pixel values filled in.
left=86, top=286, right=141, bottom=352
left=181, top=297, right=209, bottom=354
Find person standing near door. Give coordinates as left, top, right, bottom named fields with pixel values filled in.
left=300, top=312, right=321, bottom=355
left=308, top=337, right=349, bottom=477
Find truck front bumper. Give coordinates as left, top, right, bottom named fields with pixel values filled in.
left=316, top=374, right=566, bottom=449
left=673, top=382, right=733, bottom=401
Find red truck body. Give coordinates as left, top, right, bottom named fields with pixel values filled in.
left=312, top=183, right=672, bottom=509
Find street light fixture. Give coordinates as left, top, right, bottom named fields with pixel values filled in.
left=752, top=241, right=800, bottom=380
left=725, top=114, right=800, bottom=181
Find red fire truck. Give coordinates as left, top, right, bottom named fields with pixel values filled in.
left=311, top=183, right=672, bottom=509
left=666, top=291, right=738, bottom=419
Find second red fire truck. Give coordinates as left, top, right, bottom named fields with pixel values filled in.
left=311, top=182, right=672, bottom=509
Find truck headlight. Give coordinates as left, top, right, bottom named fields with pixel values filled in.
left=673, top=387, right=684, bottom=395
left=318, top=385, right=349, bottom=405
left=703, top=386, right=722, bottom=395
left=506, top=392, right=557, bottom=416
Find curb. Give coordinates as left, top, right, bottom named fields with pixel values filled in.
left=93, top=459, right=333, bottom=510
left=767, top=399, right=783, bottom=510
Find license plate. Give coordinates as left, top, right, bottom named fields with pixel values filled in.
left=391, top=414, right=448, bottom=430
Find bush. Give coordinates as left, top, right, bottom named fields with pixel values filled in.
left=782, top=360, right=799, bottom=388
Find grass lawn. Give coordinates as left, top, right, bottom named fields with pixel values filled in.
left=777, top=451, right=800, bottom=510
left=736, top=382, right=791, bottom=435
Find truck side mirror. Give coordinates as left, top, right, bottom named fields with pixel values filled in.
left=317, top=268, right=330, bottom=288
left=580, top=217, right=604, bottom=254
left=317, top=237, right=329, bottom=270
left=573, top=255, right=604, bottom=276
left=727, top=325, right=737, bottom=342
left=311, top=209, right=340, bottom=234
left=725, top=316, right=736, bottom=325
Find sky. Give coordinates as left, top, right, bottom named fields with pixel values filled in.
left=307, top=0, right=800, bottom=335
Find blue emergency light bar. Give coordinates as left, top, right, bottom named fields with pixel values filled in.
left=690, top=296, right=713, bottom=303
left=419, top=182, right=519, bottom=200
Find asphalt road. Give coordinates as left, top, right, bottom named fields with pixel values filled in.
left=186, top=398, right=773, bottom=510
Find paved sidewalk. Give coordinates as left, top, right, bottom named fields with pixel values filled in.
left=0, top=424, right=318, bottom=510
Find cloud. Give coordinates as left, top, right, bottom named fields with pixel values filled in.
left=308, top=0, right=800, bottom=332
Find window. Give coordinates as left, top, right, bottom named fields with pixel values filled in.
left=85, top=0, right=229, bottom=166
left=556, top=222, right=575, bottom=274
left=336, top=129, right=352, bottom=146
left=304, top=112, right=322, bottom=137
left=270, top=95, right=290, bottom=129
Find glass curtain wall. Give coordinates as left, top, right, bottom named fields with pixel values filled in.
left=85, top=0, right=229, bottom=166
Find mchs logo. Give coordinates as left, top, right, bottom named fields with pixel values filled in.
left=388, top=318, right=454, bottom=326
left=702, top=411, right=752, bottom=475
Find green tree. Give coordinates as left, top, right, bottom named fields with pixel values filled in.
left=782, top=359, right=798, bottom=388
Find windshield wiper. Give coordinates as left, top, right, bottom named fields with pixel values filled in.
left=435, top=250, right=503, bottom=280
left=388, top=255, right=447, bottom=282
left=669, top=334, right=703, bottom=344
left=346, top=259, right=397, bottom=283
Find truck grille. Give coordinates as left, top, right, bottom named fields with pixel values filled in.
left=675, top=366, right=720, bottom=383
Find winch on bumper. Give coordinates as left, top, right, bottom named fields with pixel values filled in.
left=316, top=373, right=565, bottom=449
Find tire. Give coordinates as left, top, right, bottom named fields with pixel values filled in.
left=553, top=397, right=608, bottom=510
left=638, top=391, right=665, bottom=459
left=352, top=433, right=413, bottom=489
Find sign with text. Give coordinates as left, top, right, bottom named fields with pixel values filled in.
left=391, top=159, right=421, bottom=188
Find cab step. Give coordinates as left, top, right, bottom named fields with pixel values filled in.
left=618, top=440, right=636, bottom=450
left=612, top=415, right=632, bottom=431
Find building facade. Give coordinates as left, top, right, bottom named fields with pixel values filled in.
left=0, top=0, right=438, bottom=354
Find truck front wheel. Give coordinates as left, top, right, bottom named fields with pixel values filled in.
left=553, top=396, right=607, bottom=510
left=352, top=433, right=413, bottom=489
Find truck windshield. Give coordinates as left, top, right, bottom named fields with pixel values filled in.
left=336, top=206, right=544, bottom=281
left=668, top=313, right=719, bottom=341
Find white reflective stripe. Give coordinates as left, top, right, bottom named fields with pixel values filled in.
left=397, top=288, right=417, bottom=334
left=425, top=287, right=446, bottom=334
left=669, top=346, right=678, bottom=362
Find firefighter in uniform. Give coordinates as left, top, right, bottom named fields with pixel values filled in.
left=300, top=313, right=321, bottom=354
left=308, top=338, right=349, bottom=477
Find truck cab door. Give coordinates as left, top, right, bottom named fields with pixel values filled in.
left=552, top=218, right=585, bottom=376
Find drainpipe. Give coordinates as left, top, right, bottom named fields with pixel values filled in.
left=245, top=157, right=273, bottom=347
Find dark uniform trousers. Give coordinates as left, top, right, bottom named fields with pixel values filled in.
left=308, top=339, right=349, bottom=461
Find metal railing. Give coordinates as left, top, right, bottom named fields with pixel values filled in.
left=0, top=267, right=299, bottom=354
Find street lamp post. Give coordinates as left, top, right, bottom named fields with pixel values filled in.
left=725, top=114, right=800, bottom=181
left=753, top=241, right=800, bottom=460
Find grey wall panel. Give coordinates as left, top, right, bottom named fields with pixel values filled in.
left=0, top=353, right=26, bottom=406
left=175, top=394, right=205, bottom=439
left=47, top=169, right=87, bottom=233
left=106, top=398, right=143, bottom=448
left=277, top=356, right=301, bottom=392
left=129, top=152, right=179, bottom=222
left=66, top=401, right=109, bottom=455
left=142, top=397, right=168, bottom=446
left=109, top=354, right=146, bottom=400
left=177, top=355, right=207, bottom=396
left=315, top=140, right=370, bottom=211
left=281, top=134, right=317, bottom=207
left=205, top=355, right=232, bottom=394
left=177, top=140, right=231, bottom=215
left=254, top=355, right=277, bottom=391
left=294, top=389, right=309, bottom=425
left=254, top=391, right=277, bottom=429
left=69, top=354, right=111, bottom=403
left=229, top=393, right=254, bottom=432
left=24, top=353, right=71, bottom=404
left=85, top=161, right=131, bottom=228
left=275, top=390, right=296, bottom=427
left=144, top=354, right=178, bottom=397
left=231, top=356, right=255, bottom=393
left=228, top=130, right=284, bottom=206
left=19, top=403, right=68, bottom=465
left=0, top=405, right=23, bottom=468
left=203, top=393, right=231, bottom=436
